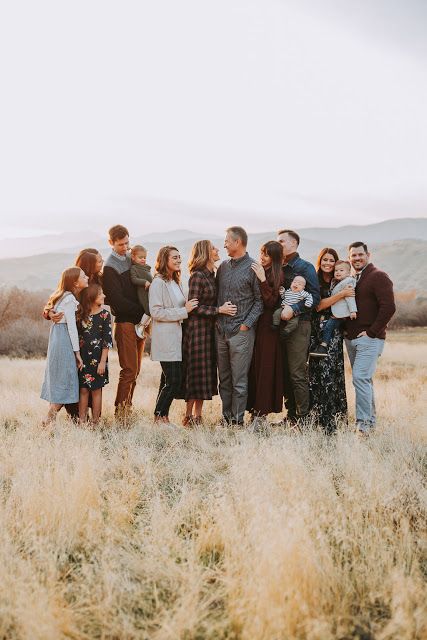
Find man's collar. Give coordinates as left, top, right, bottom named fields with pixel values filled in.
left=283, top=252, right=299, bottom=266
left=230, top=252, right=248, bottom=264
left=111, top=250, right=128, bottom=262
left=354, top=262, right=371, bottom=276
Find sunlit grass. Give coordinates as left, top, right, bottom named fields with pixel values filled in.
left=0, top=331, right=426, bottom=639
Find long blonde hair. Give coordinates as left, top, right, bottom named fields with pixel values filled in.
left=154, top=246, right=181, bottom=284
left=188, top=240, right=212, bottom=274
left=46, top=267, right=81, bottom=309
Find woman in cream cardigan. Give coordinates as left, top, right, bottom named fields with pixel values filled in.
left=149, top=245, right=198, bottom=425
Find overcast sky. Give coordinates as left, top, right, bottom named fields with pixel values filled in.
left=0, top=0, right=426, bottom=238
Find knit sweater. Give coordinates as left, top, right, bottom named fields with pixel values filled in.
left=344, top=263, right=395, bottom=340
left=103, top=253, right=143, bottom=323
left=130, top=263, right=152, bottom=316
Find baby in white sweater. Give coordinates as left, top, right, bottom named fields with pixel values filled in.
left=310, top=260, right=357, bottom=358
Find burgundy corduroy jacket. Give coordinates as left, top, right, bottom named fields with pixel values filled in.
left=345, top=263, right=396, bottom=340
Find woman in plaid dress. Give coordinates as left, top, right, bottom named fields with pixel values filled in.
left=182, top=240, right=236, bottom=425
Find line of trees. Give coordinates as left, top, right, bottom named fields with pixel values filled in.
left=0, top=286, right=426, bottom=358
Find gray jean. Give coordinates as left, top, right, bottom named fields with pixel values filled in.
left=345, top=335, right=385, bottom=431
left=216, top=327, right=256, bottom=424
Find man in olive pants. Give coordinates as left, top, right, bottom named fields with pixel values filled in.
left=216, top=227, right=263, bottom=426
left=277, top=230, right=320, bottom=422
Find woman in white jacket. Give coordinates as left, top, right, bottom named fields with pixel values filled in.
left=149, top=246, right=198, bottom=425
left=41, top=266, right=88, bottom=426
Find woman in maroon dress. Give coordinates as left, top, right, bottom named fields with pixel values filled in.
left=182, top=240, right=236, bottom=425
left=247, top=240, right=284, bottom=418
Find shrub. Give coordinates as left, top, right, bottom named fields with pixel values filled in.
left=0, top=318, right=49, bottom=358
left=389, top=297, right=427, bottom=329
left=0, top=287, right=50, bottom=357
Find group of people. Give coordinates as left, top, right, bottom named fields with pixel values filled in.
left=40, top=224, right=396, bottom=436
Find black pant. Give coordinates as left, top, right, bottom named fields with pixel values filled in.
left=154, top=361, right=183, bottom=417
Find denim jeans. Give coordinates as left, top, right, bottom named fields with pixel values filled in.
left=322, top=317, right=343, bottom=345
left=345, top=335, right=385, bottom=431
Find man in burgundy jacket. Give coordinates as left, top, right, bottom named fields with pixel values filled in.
left=345, top=241, right=396, bottom=435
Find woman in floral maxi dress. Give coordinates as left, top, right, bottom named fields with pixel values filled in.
left=309, top=248, right=355, bottom=433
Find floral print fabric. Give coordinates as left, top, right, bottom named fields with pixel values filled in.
left=309, top=287, right=348, bottom=433
left=78, top=310, right=113, bottom=389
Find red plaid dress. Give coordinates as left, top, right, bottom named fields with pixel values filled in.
left=182, top=268, right=218, bottom=400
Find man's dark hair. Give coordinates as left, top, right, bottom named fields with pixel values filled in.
left=348, top=241, right=368, bottom=253
left=109, top=225, right=129, bottom=242
left=277, top=229, right=300, bottom=246
left=226, top=226, right=248, bottom=247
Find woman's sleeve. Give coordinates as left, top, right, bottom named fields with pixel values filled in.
left=149, top=279, right=188, bottom=322
left=63, top=298, right=80, bottom=351
left=259, top=280, right=278, bottom=309
left=190, top=272, right=218, bottom=317
left=102, top=312, right=113, bottom=348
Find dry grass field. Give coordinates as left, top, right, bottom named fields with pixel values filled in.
left=0, top=330, right=426, bottom=639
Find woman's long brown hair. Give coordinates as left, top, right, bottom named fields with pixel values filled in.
left=315, top=247, right=339, bottom=272
left=155, top=246, right=181, bottom=284
left=260, top=241, right=283, bottom=292
left=188, top=240, right=212, bottom=274
left=316, top=247, right=339, bottom=289
left=78, top=284, right=103, bottom=324
left=76, top=250, right=102, bottom=284
left=46, top=267, right=81, bottom=309
left=75, top=247, right=98, bottom=261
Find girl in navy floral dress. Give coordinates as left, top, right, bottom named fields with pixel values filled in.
left=77, top=284, right=113, bottom=423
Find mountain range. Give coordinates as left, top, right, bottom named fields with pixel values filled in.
left=0, top=218, right=426, bottom=292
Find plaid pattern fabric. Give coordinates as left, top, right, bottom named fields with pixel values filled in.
left=216, top=253, right=263, bottom=336
left=182, top=269, right=218, bottom=400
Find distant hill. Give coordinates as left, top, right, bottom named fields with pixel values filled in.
left=2, top=217, right=427, bottom=260
left=0, top=235, right=426, bottom=293
left=2, top=230, right=105, bottom=259
left=298, top=218, right=427, bottom=244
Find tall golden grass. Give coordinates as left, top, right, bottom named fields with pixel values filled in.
left=0, top=331, right=426, bottom=639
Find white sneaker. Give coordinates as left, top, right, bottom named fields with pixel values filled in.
left=141, top=313, right=151, bottom=327
left=135, top=323, right=145, bottom=339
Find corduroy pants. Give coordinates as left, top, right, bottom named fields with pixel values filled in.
left=114, top=322, right=145, bottom=411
